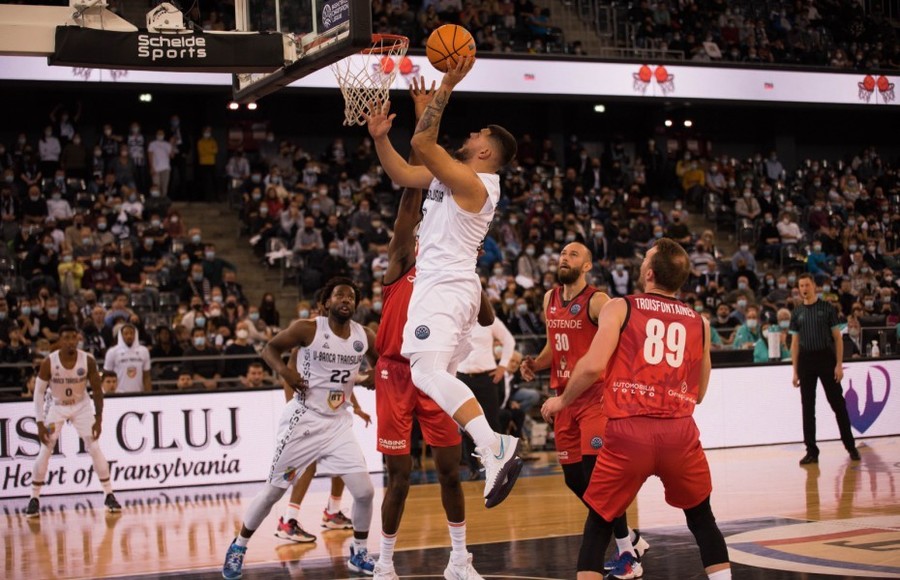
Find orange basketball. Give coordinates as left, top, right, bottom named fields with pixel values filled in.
left=426, top=24, right=476, bottom=73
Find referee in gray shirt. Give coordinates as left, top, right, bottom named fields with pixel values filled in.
left=790, top=273, right=859, bottom=465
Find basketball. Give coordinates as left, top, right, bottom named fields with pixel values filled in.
left=426, top=24, right=477, bottom=73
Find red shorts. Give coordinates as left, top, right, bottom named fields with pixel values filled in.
left=375, top=357, right=461, bottom=455
left=554, top=396, right=608, bottom=465
left=583, top=416, right=712, bottom=521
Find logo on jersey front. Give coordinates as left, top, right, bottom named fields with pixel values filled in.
left=569, top=303, right=582, bottom=316
left=328, top=389, right=346, bottom=410
left=380, top=369, right=389, bottom=380
left=560, top=355, right=568, bottom=370
left=353, top=340, right=364, bottom=353
left=415, top=325, right=430, bottom=340
left=590, top=436, right=603, bottom=450
left=77, top=368, right=85, bottom=376
left=127, top=367, right=137, bottom=378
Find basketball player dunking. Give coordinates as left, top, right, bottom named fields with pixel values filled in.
left=542, top=239, right=731, bottom=580
left=365, top=57, right=522, bottom=508
left=520, top=242, right=650, bottom=579
left=222, top=278, right=379, bottom=579
left=26, top=325, right=121, bottom=517
left=373, top=77, right=494, bottom=580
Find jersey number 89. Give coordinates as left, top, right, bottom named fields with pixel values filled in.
left=644, top=319, right=686, bottom=368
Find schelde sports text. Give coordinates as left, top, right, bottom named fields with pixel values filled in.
left=137, top=35, right=207, bottom=61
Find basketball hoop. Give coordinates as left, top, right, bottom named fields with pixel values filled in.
left=331, top=34, right=409, bottom=127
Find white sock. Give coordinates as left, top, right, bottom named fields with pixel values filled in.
left=235, top=535, right=250, bottom=547
left=353, top=537, right=367, bottom=553
left=448, top=521, right=467, bottom=558
left=284, top=502, right=300, bottom=522
left=379, top=532, right=397, bottom=565
left=463, top=416, right=499, bottom=452
left=615, top=535, right=635, bottom=557
left=327, top=495, right=342, bottom=514
left=31, top=483, right=42, bottom=500
left=629, top=528, right=637, bottom=543
left=708, top=568, right=731, bottom=579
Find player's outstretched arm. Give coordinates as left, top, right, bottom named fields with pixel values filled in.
left=410, top=57, right=487, bottom=210
left=365, top=100, right=433, bottom=189
left=263, top=320, right=316, bottom=394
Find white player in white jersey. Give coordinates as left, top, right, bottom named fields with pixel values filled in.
left=222, top=278, right=379, bottom=580
left=365, top=57, right=523, bottom=508
left=26, top=325, right=121, bottom=517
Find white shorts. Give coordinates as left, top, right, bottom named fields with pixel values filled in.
left=45, top=397, right=95, bottom=439
left=401, top=270, right=480, bottom=358
left=267, top=397, right=367, bottom=488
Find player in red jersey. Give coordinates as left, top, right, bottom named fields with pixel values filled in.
left=373, top=78, right=493, bottom=580
left=520, top=241, right=649, bottom=578
left=542, top=238, right=731, bottom=580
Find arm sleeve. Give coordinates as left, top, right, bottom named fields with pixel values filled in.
left=34, top=377, right=49, bottom=422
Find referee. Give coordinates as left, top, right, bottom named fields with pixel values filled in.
left=790, top=273, right=859, bottom=465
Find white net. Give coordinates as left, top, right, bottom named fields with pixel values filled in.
left=331, top=34, right=409, bottom=127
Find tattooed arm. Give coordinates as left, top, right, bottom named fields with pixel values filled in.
left=409, top=57, right=487, bottom=213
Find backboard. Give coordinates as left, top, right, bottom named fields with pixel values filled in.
left=232, top=0, right=372, bottom=103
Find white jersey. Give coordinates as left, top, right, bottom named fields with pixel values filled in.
left=416, top=173, right=501, bottom=273
left=295, top=317, right=368, bottom=416
left=48, top=350, right=91, bottom=405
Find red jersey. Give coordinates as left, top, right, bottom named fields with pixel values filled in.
left=375, top=266, right=416, bottom=362
left=546, top=285, right=602, bottom=393
left=603, top=293, right=705, bottom=419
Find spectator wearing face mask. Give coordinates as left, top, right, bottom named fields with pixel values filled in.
left=147, top=129, right=173, bottom=198
left=755, top=312, right=791, bottom=363
left=734, top=188, right=761, bottom=222
left=184, top=327, right=222, bottom=390
left=201, top=243, right=235, bottom=289
left=224, top=321, right=259, bottom=380
left=732, top=305, right=763, bottom=349
left=664, top=210, right=692, bottom=246
left=731, top=243, right=757, bottom=273
left=196, top=126, right=219, bottom=201
left=806, top=239, right=834, bottom=282
left=841, top=315, right=865, bottom=359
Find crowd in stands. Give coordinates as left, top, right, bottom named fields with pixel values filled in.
left=0, top=95, right=898, bottom=402
left=627, top=0, right=899, bottom=67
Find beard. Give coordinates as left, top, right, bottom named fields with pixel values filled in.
left=453, top=146, right=471, bottom=162
left=635, top=274, right=645, bottom=293
left=557, top=266, right=581, bottom=285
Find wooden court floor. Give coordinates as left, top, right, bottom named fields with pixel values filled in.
left=3, top=436, right=899, bottom=579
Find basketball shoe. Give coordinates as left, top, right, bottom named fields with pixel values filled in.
left=474, top=433, right=523, bottom=508
left=605, top=551, right=643, bottom=579
left=322, top=508, right=353, bottom=529
left=372, top=560, right=399, bottom=580
left=105, top=493, right=122, bottom=513
left=604, top=529, right=650, bottom=571
left=274, top=516, right=316, bottom=543
left=347, top=545, right=375, bottom=575
left=222, top=540, right=247, bottom=580
left=444, top=551, right=483, bottom=579
left=24, top=497, right=40, bottom=518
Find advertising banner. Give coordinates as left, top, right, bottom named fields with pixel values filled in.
left=49, top=27, right=284, bottom=73
left=0, top=388, right=378, bottom=498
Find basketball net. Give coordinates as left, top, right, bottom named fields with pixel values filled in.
left=331, top=34, right=409, bottom=127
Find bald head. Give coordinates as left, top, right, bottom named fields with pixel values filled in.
left=558, top=242, right=593, bottom=285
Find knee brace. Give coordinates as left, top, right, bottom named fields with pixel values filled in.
left=409, top=352, right=474, bottom=418
left=685, top=497, right=729, bottom=568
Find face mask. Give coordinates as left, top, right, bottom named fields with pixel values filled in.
left=205, top=251, right=215, bottom=260
left=48, top=307, right=59, bottom=316
left=194, top=317, right=206, bottom=327
left=776, top=320, right=789, bottom=330
left=63, top=255, right=73, bottom=263
left=203, top=132, right=212, bottom=138
left=192, top=273, right=203, bottom=282
left=249, top=312, right=260, bottom=321
left=504, top=297, right=515, bottom=306
left=43, top=243, right=54, bottom=251
left=259, top=206, right=269, bottom=215
left=544, top=247, right=553, bottom=256
left=848, top=244, right=858, bottom=252
left=864, top=299, right=875, bottom=308
left=372, top=301, right=383, bottom=313
left=212, top=295, right=223, bottom=304
left=517, top=304, right=528, bottom=314
left=209, top=309, right=222, bottom=318
left=694, top=305, right=703, bottom=312
left=493, top=268, right=503, bottom=276
left=565, top=234, right=576, bottom=243
left=861, top=267, right=870, bottom=274
left=549, top=266, right=558, bottom=273
left=52, top=193, right=61, bottom=201
left=328, top=248, right=339, bottom=257
left=97, top=222, right=107, bottom=230
left=20, top=306, right=31, bottom=316
left=737, top=299, right=747, bottom=309
left=525, top=248, right=535, bottom=257
left=509, top=218, right=518, bottom=225
left=235, top=329, right=249, bottom=340
left=849, top=328, right=860, bottom=337
left=193, top=336, right=205, bottom=347
left=0, top=311, right=6, bottom=321
left=787, top=276, right=797, bottom=285
left=298, top=309, right=310, bottom=319
left=740, top=245, right=749, bottom=252
left=91, top=259, right=102, bottom=268
left=746, top=319, right=758, bottom=329
left=615, top=263, right=625, bottom=271
left=867, top=246, right=877, bottom=254
left=812, top=244, right=822, bottom=252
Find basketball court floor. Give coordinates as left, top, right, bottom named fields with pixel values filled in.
left=3, top=436, right=898, bottom=579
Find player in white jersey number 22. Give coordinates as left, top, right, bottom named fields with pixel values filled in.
left=222, top=278, right=379, bottom=579
left=365, top=56, right=522, bottom=509
left=26, top=325, right=121, bottom=517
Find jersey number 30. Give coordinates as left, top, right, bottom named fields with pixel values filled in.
left=644, top=319, right=686, bottom=367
